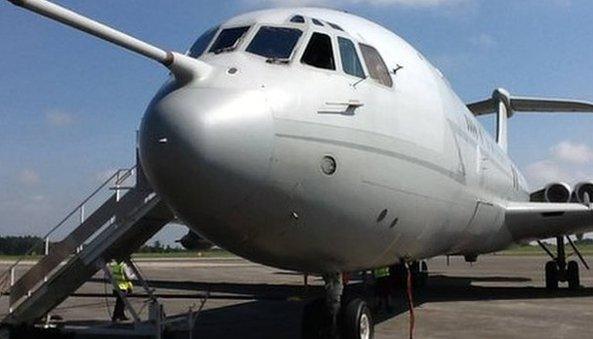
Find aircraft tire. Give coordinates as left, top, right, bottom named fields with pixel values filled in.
left=545, top=261, right=559, bottom=290
left=340, top=298, right=374, bottom=339
left=567, top=261, right=580, bottom=290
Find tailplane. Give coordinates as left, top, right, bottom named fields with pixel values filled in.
left=467, top=88, right=593, bottom=153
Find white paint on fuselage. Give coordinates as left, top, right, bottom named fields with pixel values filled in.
left=151, top=8, right=531, bottom=273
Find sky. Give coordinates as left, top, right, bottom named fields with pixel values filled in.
left=0, top=0, right=592, bottom=244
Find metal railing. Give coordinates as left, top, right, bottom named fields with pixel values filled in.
left=0, top=166, right=137, bottom=297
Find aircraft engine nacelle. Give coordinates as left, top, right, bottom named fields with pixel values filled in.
left=176, top=231, right=214, bottom=251
left=572, top=182, right=593, bottom=204
left=530, top=182, right=572, bottom=203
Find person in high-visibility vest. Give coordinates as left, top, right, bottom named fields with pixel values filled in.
left=110, top=260, right=135, bottom=322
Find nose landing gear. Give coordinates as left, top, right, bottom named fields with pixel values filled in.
left=539, top=236, right=589, bottom=290
left=301, top=273, right=374, bottom=339
left=301, top=261, right=429, bottom=339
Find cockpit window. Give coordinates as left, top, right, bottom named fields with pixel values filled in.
left=338, top=37, right=365, bottom=78
left=290, top=15, right=305, bottom=23
left=328, top=22, right=344, bottom=31
left=189, top=26, right=218, bottom=58
left=209, top=26, right=250, bottom=54
left=246, top=26, right=303, bottom=62
left=301, top=33, right=335, bottom=70
left=359, top=43, right=393, bottom=87
left=312, top=19, right=324, bottom=26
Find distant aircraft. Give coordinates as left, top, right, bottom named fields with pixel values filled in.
left=6, top=0, right=593, bottom=338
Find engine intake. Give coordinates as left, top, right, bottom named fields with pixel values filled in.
left=530, top=182, right=572, bottom=203
left=573, top=182, right=593, bottom=203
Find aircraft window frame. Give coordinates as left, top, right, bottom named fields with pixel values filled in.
left=245, top=26, right=304, bottom=63
left=337, top=36, right=365, bottom=79
left=208, top=26, right=251, bottom=54
left=188, top=26, right=219, bottom=58
left=300, top=31, right=336, bottom=71
left=359, top=43, right=393, bottom=88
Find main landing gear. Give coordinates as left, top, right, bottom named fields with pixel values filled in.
left=538, top=236, right=589, bottom=290
left=302, top=273, right=373, bottom=339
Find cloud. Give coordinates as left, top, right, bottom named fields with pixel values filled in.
left=244, top=0, right=472, bottom=8
left=349, top=0, right=470, bottom=6
left=551, top=141, right=593, bottom=164
left=524, top=140, right=593, bottom=189
left=46, top=110, right=74, bottom=127
left=18, top=169, right=40, bottom=186
left=525, top=160, right=570, bottom=187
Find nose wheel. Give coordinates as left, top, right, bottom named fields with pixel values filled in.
left=301, top=274, right=375, bottom=339
left=539, top=236, right=588, bottom=290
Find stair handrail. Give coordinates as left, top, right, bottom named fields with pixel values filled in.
left=0, top=165, right=137, bottom=291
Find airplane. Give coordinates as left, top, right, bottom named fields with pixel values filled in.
left=5, top=0, right=593, bottom=338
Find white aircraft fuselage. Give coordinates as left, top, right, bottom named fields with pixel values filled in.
left=139, top=8, right=530, bottom=274
left=7, top=2, right=593, bottom=335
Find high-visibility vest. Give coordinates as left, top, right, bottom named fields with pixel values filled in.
left=373, top=267, right=390, bottom=279
left=110, top=262, right=133, bottom=291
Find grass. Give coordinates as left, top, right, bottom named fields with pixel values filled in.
left=131, top=249, right=236, bottom=258
left=2, top=245, right=592, bottom=261
left=498, top=243, right=593, bottom=256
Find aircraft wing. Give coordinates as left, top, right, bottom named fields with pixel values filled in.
left=505, top=202, right=593, bottom=241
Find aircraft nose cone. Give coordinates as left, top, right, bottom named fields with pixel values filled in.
left=138, top=85, right=274, bottom=221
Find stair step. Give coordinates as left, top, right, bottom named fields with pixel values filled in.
left=3, top=189, right=173, bottom=325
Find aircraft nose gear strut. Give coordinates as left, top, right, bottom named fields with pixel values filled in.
left=538, top=236, right=589, bottom=290
left=324, top=273, right=343, bottom=337
left=301, top=273, right=374, bottom=339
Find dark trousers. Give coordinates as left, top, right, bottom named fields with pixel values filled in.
left=112, top=288, right=130, bottom=321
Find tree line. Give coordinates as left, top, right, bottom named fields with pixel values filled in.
left=0, top=236, right=47, bottom=256
left=0, top=236, right=187, bottom=256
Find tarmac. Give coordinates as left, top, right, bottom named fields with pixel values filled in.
left=2, top=254, right=593, bottom=338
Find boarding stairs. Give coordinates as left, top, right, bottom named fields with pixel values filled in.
left=0, top=163, right=174, bottom=326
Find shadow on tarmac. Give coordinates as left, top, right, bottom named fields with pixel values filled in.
left=132, top=274, right=593, bottom=338
left=33, top=274, right=593, bottom=338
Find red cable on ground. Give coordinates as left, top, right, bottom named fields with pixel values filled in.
left=405, top=263, right=415, bottom=339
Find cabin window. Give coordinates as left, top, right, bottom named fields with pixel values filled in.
left=301, top=33, right=335, bottom=70
left=359, top=43, right=393, bottom=87
left=209, top=26, right=250, bottom=54
left=338, top=37, right=365, bottom=78
left=246, top=26, right=303, bottom=61
left=290, top=15, right=305, bottom=23
left=188, top=26, right=218, bottom=58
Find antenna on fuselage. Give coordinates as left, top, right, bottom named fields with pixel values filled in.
left=6, top=0, right=210, bottom=84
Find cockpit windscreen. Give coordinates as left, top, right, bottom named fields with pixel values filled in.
left=246, top=26, right=303, bottom=61
left=209, top=26, right=250, bottom=54
left=189, top=26, right=218, bottom=58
